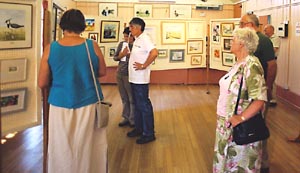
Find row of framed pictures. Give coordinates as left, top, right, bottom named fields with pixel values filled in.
left=98, top=3, right=192, bottom=19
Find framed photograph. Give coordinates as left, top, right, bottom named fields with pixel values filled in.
left=187, top=40, right=203, bottom=54
left=191, top=55, right=202, bottom=65
left=211, top=23, right=221, bottom=44
left=157, top=49, right=168, bottom=58
left=99, top=3, right=117, bottom=17
left=169, top=5, right=191, bottom=18
left=221, top=23, right=234, bottom=37
left=187, top=22, right=205, bottom=39
left=108, top=47, right=117, bottom=58
left=211, top=46, right=222, bottom=62
left=0, top=88, right=27, bottom=114
left=0, top=2, right=32, bottom=49
left=169, top=49, right=185, bottom=62
left=99, top=46, right=105, bottom=57
left=222, top=37, right=233, bottom=51
left=85, top=19, right=95, bottom=31
left=222, top=52, right=236, bottom=67
left=161, top=22, right=186, bottom=45
left=0, top=58, right=27, bottom=84
left=100, top=20, right=120, bottom=43
left=88, top=32, right=98, bottom=42
left=134, top=4, right=152, bottom=18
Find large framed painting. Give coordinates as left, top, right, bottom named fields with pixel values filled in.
left=161, top=22, right=186, bottom=45
left=100, top=20, right=120, bottom=43
left=0, top=88, right=27, bottom=114
left=99, top=3, right=117, bottom=17
left=0, top=2, right=32, bottom=49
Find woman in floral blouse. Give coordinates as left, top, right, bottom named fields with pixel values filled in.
left=213, top=27, right=267, bottom=173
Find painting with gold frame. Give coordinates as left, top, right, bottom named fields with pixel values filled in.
left=161, top=22, right=186, bottom=45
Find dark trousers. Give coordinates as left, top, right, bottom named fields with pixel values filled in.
left=130, top=83, right=155, bottom=136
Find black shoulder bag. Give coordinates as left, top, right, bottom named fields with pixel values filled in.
left=232, top=74, right=270, bottom=145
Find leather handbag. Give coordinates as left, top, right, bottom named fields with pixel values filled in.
left=232, top=75, right=270, bottom=145
left=85, top=40, right=112, bottom=128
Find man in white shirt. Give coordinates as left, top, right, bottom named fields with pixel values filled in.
left=126, top=17, right=158, bottom=144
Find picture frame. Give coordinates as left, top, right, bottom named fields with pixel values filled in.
left=134, top=4, right=152, bottom=18
left=100, top=20, right=120, bottom=43
left=0, top=58, right=27, bottom=84
left=211, top=46, right=222, bottom=62
left=169, top=49, right=185, bottom=62
left=191, top=55, right=202, bottom=65
left=161, top=22, right=186, bottom=45
left=0, top=2, right=32, bottom=49
left=0, top=88, right=27, bottom=114
left=187, top=22, right=205, bottom=39
left=85, top=19, right=95, bottom=31
left=169, top=5, right=192, bottom=18
left=99, top=3, right=117, bottom=17
left=157, top=49, right=168, bottom=58
left=222, top=37, right=233, bottom=51
left=108, top=47, right=117, bottom=58
left=211, top=23, right=221, bottom=44
left=221, top=23, right=234, bottom=37
left=222, top=52, right=236, bottom=67
left=187, top=40, right=203, bottom=54
left=88, top=32, right=99, bottom=42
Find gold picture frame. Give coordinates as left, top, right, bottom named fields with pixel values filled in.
left=161, top=22, right=186, bottom=45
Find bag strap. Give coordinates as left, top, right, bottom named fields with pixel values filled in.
left=234, top=69, right=244, bottom=115
left=85, top=40, right=101, bottom=103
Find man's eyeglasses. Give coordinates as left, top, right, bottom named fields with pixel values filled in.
left=239, top=22, right=251, bottom=26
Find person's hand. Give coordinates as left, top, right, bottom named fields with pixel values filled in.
left=121, top=47, right=130, bottom=57
left=229, top=115, right=244, bottom=127
left=133, top=62, right=144, bottom=71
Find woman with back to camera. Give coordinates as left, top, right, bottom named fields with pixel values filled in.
left=38, top=9, right=107, bottom=173
left=213, top=27, right=267, bottom=173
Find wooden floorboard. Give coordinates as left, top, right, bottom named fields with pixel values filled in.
left=1, top=84, right=299, bottom=173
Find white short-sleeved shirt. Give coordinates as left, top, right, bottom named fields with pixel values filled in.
left=129, top=32, right=155, bottom=84
left=270, top=34, right=281, bottom=57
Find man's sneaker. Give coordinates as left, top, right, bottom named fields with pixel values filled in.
left=127, top=129, right=142, bottom=137
left=118, top=119, right=130, bottom=127
left=136, top=135, right=156, bottom=144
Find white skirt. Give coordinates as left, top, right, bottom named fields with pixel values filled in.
left=47, top=104, right=107, bottom=173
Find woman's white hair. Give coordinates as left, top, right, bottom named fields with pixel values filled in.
left=232, top=27, right=259, bottom=54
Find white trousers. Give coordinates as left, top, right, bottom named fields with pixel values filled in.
left=47, top=104, right=107, bottom=173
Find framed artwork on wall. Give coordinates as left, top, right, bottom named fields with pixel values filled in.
left=169, top=49, right=185, bottom=62
left=187, top=22, right=205, bottom=39
left=211, top=46, right=222, bottom=62
left=108, top=47, right=117, bottom=58
left=85, top=19, right=95, bottom=31
left=222, top=52, right=236, bottom=67
left=0, top=88, right=27, bottom=114
left=157, top=49, right=168, bottom=58
left=169, top=5, right=191, bottom=18
left=222, top=37, right=233, bottom=51
left=0, top=58, right=27, bottom=84
left=100, top=20, right=120, bottom=43
left=187, top=40, right=203, bottom=54
left=88, top=32, right=98, bottom=42
left=0, top=2, right=32, bottom=49
left=221, top=23, right=234, bottom=37
left=99, top=3, right=117, bottom=17
left=211, top=23, right=221, bottom=44
left=134, top=4, right=152, bottom=18
left=161, top=22, right=186, bottom=45
left=191, top=55, right=202, bottom=65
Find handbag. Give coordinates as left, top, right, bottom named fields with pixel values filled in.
left=85, top=40, right=112, bottom=128
left=232, top=74, right=270, bottom=145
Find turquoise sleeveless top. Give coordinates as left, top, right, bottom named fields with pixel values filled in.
left=48, top=39, right=104, bottom=109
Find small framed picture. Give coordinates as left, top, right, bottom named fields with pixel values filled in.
left=85, top=19, right=95, bottom=31
left=134, top=4, right=152, bottom=18
left=191, top=55, right=202, bottom=65
left=108, top=47, right=117, bottom=58
left=100, top=20, right=120, bottom=43
left=211, top=46, right=222, bottom=62
left=88, top=32, right=99, bottom=42
left=0, top=58, right=27, bottom=84
left=222, top=37, right=233, bottom=51
left=157, top=49, right=168, bottom=58
left=99, top=3, right=117, bottom=17
left=169, top=49, right=185, bottom=62
left=221, top=23, right=234, bottom=37
left=222, top=52, right=236, bottom=67
left=211, top=23, right=221, bottom=44
left=0, top=88, right=27, bottom=114
left=187, top=40, right=203, bottom=54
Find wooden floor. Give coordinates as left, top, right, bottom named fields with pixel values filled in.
left=1, top=84, right=300, bottom=173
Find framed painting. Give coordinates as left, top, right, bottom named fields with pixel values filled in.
left=169, top=49, right=185, bottom=62
left=0, top=88, right=27, bottom=114
left=222, top=37, right=233, bottom=51
left=211, top=46, right=222, bottom=62
left=88, top=32, right=99, bottom=42
left=161, top=22, right=186, bottom=45
left=99, top=3, right=117, bottom=17
left=0, top=58, right=27, bottom=84
left=108, top=47, right=117, bottom=58
left=85, top=19, right=95, bottom=31
left=222, top=52, right=236, bottom=67
left=221, top=23, right=234, bottom=37
left=191, top=55, right=202, bottom=65
left=134, top=4, right=152, bottom=18
left=0, top=2, right=32, bottom=49
left=169, top=5, right=191, bottom=18
left=187, top=40, right=203, bottom=54
left=157, top=49, right=168, bottom=58
left=100, top=20, right=120, bottom=43
left=211, top=23, right=221, bottom=44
